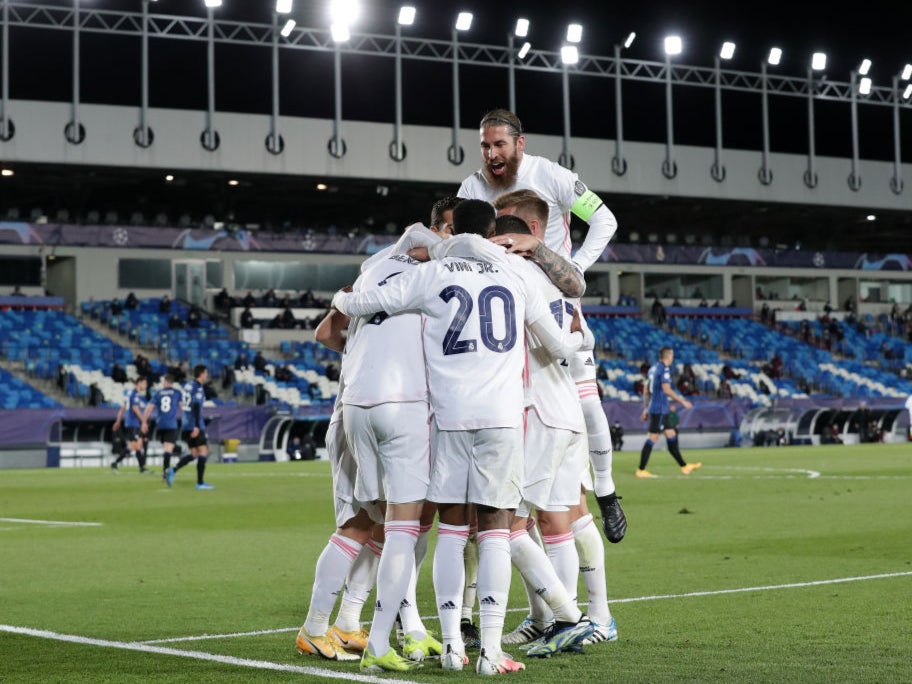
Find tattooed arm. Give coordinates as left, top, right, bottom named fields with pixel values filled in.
left=530, top=239, right=586, bottom=298
left=490, top=233, right=585, bottom=298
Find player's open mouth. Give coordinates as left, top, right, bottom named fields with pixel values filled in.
left=489, top=161, right=505, bottom=174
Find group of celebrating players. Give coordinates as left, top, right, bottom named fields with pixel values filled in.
left=294, top=109, right=630, bottom=675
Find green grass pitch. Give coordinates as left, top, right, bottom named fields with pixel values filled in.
left=1, top=443, right=910, bottom=683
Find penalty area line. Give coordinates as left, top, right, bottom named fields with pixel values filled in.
left=0, top=624, right=419, bottom=684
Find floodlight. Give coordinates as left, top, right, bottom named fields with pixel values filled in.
left=623, top=32, right=636, bottom=49
left=866, top=214, right=876, bottom=221
left=331, top=22, right=350, bottom=41
left=768, top=47, right=782, bottom=65
left=316, top=183, right=328, bottom=191
left=566, top=24, right=582, bottom=44
left=515, top=18, right=529, bottom=38
left=517, top=41, right=531, bottom=60
left=811, top=52, right=826, bottom=70
left=455, top=12, right=472, bottom=31
left=664, top=35, right=682, bottom=56
left=397, top=6, right=415, bottom=26
left=280, top=18, right=296, bottom=37
left=858, top=58, right=871, bottom=76
left=858, top=77, right=872, bottom=95
left=203, top=0, right=221, bottom=7
left=720, top=41, right=735, bottom=60
left=330, top=0, right=360, bottom=26
left=165, top=174, right=174, bottom=182
left=904, top=83, right=912, bottom=99
left=901, top=63, right=912, bottom=80
left=1, top=169, right=14, bottom=177
left=561, top=45, right=579, bottom=65
left=275, top=0, right=292, bottom=13
left=228, top=179, right=239, bottom=186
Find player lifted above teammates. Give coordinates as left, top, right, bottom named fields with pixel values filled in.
left=459, top=109, right=626, bottom=543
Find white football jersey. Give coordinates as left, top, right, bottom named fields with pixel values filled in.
left=433, top=235, right=584, bottom=433
left=341, top=252, right=428, bottom=408
left=458, top=152, right=617, bottom=271
left=334, top=234, right=586, bottom=430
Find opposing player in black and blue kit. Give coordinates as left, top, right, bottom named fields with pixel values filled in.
left=111, top=376, right=150, bottom=474
left=170, top=364, right=214, bottom=490
left=144, top=374, right=183, bottom=488
left=637, top=347, right=699, bottom=478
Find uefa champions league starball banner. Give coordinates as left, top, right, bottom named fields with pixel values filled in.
left=2, top=222, right=912, bottom=271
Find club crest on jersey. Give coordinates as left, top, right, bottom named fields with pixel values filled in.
left=574, top=180, right=587, bottom=196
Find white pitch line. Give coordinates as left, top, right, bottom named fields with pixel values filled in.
left=0, top=625, right=420, bottom=684
left=607, top=570, right=912, bottom=604
left=0, top=517, right=103, bottom=527
left=141, top=627, right=297, bottom=644
left=140, top=570, right=912, bottom=645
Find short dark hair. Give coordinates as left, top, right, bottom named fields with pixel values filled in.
left=135, top=376, right=147, bottom=385
left=452, top=199, right=495, bottom=237
left=163, top=374, right=175, bottom=384
left=493, top=214, right=532, bottom=237
left=430, top=196, right=463, bottom=229
left=193, top=364, right=208, bottom=379
left=480, top=109, right=523, bottom=140
left=659, top=346, right=673, bottom=361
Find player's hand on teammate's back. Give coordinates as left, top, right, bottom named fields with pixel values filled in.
left=406, top=246, right=430, bottom=262
left=570, top=307, right=582, bottom=333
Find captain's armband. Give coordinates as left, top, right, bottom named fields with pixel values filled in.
left=570, top=189, right=605, bottom=222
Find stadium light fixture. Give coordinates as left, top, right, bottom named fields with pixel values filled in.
left=514, top=18, right=529, bottom=38
left=397, top=6, right=415, bottom=26
left=455, top=12, right=472, bottom=31
left=623, top=32, right=636, bottom=49
left=812, top=52, right=826, bottom=71
left=866, top=214, right=876, bottom=221
left=518, top=41, right=531, bottom=60
left=227, top=179, right=239, bottom=186
left=859, top=77, right=872, bottom=95
left=768, top=47, right=782, bottom=65
left=561, top=45, right=579, bottom=65
left=904, top=83, right=912, bottom=99
left=664, top=35, right=682, bottom=56
left=858, top=58, right=871, bottom=76
left=330, top=0, right=360, bottom=26
left=316, top=183, right=328, bottom=191
left=566, top=24, right=582, bottom=44
left=280, top=19, right=296, bottom=37
left=1, top=169, right=14, bottom=177
left=720, top=41, right=735, bottom=60
left=330, top=23, right=350, bottom=42
left=275, top=0, right=292, bottom=13
left=164, top=174, right=174, bottom=182
left=901, top=63, right=912, bottom=80
left=203, top=0, right=221, bottom=7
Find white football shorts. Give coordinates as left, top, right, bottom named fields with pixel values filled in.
left=326, top=417, right=382, bottom=527
left=517, top=407, right=587, bottom=516
left=343, top=401, right=430, bottom=505
left=428, top=420, right=523, bottom=510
